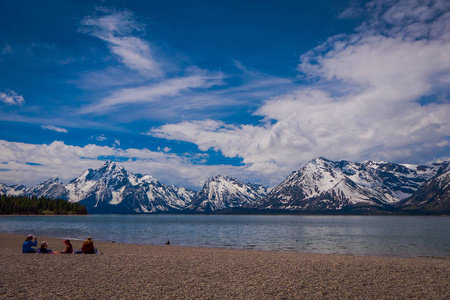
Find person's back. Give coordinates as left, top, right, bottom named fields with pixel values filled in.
left=82, top=236, right=95, bottom=254
left=22, top=234, right=37, bottom=253
left=37, top=241, right=52, bottom=254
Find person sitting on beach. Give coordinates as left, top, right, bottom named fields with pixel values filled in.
left=22, top=234, right=37, bottom=253
left=37, top=241, right=52, bottom=254
left=81, top=236, right=95, bottom=254
left=61, top=239, right=73, bottom=254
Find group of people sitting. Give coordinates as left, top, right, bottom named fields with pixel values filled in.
left=22, top=234, right=96, bottom=254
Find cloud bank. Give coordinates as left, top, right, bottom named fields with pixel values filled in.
left=0, top=140, right=266, bottom=189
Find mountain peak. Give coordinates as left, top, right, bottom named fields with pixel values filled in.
left=102, top=160, right=119, bottom=169
left=261, top=158, right=448, bottom=212
left=208, top=175, right=232, bottom=182
left=98, top=161, right=126, bottom=174
left=192, top=175, right=268, bottom=212
left=311, top=157, right=330, bottom=164
left=38, top=178, right=63, bottom=184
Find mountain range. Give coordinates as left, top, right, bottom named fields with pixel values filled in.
left=1, top=158, right=449, bottom=214
left=255, top=157, right=449, bottom=214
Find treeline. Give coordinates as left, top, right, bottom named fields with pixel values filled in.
left=0, top=195, right=88, bottom=215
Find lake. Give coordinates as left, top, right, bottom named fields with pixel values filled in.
left=1, top=214, right=449, bottom=257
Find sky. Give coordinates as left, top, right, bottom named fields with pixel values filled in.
left=0, top=0, right=449, bottom=189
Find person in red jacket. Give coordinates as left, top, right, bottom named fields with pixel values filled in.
left=81, top=236, right=95, bottom=254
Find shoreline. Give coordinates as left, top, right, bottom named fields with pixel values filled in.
left=2, top=229, right=448, bottom=259
left=1, top=232, right=449, bottom=299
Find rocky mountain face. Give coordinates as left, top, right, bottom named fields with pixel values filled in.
left=1, top=158, right=448, bottom=214
left=23, top=178, right=69, bottom=200
left=256, top=157, right=444, bottom=213
left=190, top=175, right=268, bottom=212
left=398, top=162, right=450, bottom=214
left=63, top=161, right=196, bottom=213
left=0, top=183, right=27, bottom=196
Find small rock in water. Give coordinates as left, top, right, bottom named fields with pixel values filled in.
left=165, top=240, right=170, bottom=245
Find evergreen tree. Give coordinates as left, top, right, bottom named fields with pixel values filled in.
left=0, top=195, right=88, bottom=215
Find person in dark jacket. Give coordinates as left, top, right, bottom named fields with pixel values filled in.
left=22, top=234, right=37, bottom=253
left=37, top=241, right=52, bottom=254
left=61, top=239, right=73, bottom=254
left=81, top=236, right=95, bottom=254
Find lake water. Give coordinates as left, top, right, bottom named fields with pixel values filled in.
left=1, top=214, right=449, bottom=257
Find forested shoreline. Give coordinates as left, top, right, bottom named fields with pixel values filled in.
left=0, top=195, right=88, bottom=215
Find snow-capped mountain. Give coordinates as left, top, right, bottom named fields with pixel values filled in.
left=24, top=178, right=69, bottom=200
left=257, top=157, right=443, bottom=212
left=0, top=162, right=266, bottom=213
left=63, top=161, right=195, bottom=213
left=190, top=175, right=268, bottom=212
left=0, top=183, right=27, bottom=196
left=399, top=162, right=450, bottom=213
left=1, top=158, right=448, bottom=214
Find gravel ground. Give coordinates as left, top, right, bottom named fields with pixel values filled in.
left=0, top=232, right=449, bottom=299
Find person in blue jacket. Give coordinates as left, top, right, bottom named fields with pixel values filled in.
left=22, top=234, right=37, bottom=253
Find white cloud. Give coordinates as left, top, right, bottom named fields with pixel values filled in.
left=96, top=135, right=107, bottom=141
left=0, top=140, right=270, bottom=189
left=149, top=0, right=450, bottom=180
left=363, top=0, right=450, bottom=40
left=89, top=134, right=108, bottom=141
left=160, top=147, right=171, bottom=153
left=79, top=74, right=224, bottom=114
left=77, top=62, right=293, bottom=122
left=41, top=125, right=68, bottom=133
left=299, top=35, right=450, bottom=103
left=79, top=8, right=163, bottom=78
left=0, top=90, right=24, bottom=106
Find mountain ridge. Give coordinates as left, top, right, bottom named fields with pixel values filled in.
left=190, top=175, right=268, bottom=212
left=255, top=157, right=445, bottom=213
left=0, top=158, right=448, bottom=214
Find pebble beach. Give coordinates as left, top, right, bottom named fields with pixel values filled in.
left=0, top=232, right=449, bottom=299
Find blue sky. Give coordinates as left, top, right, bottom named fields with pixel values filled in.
left=1, top=0, right=449, bottom=189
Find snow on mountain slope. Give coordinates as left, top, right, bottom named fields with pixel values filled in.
left=0, top=183, right=27, bottom=196
left=191, top=175, right=268, bottom=212
left=258, top=157, right=444, bottom=211
left=399, top=162, right=450, bottom=213
left=2, top=158, right=447, bottom=214
left=24, top=178, right=69, bottom=200
left=64, top=161, right=195, bottom=213
left=0, top=162, right=261, bottom=213
left=66, top=161, right=136, bottom=205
